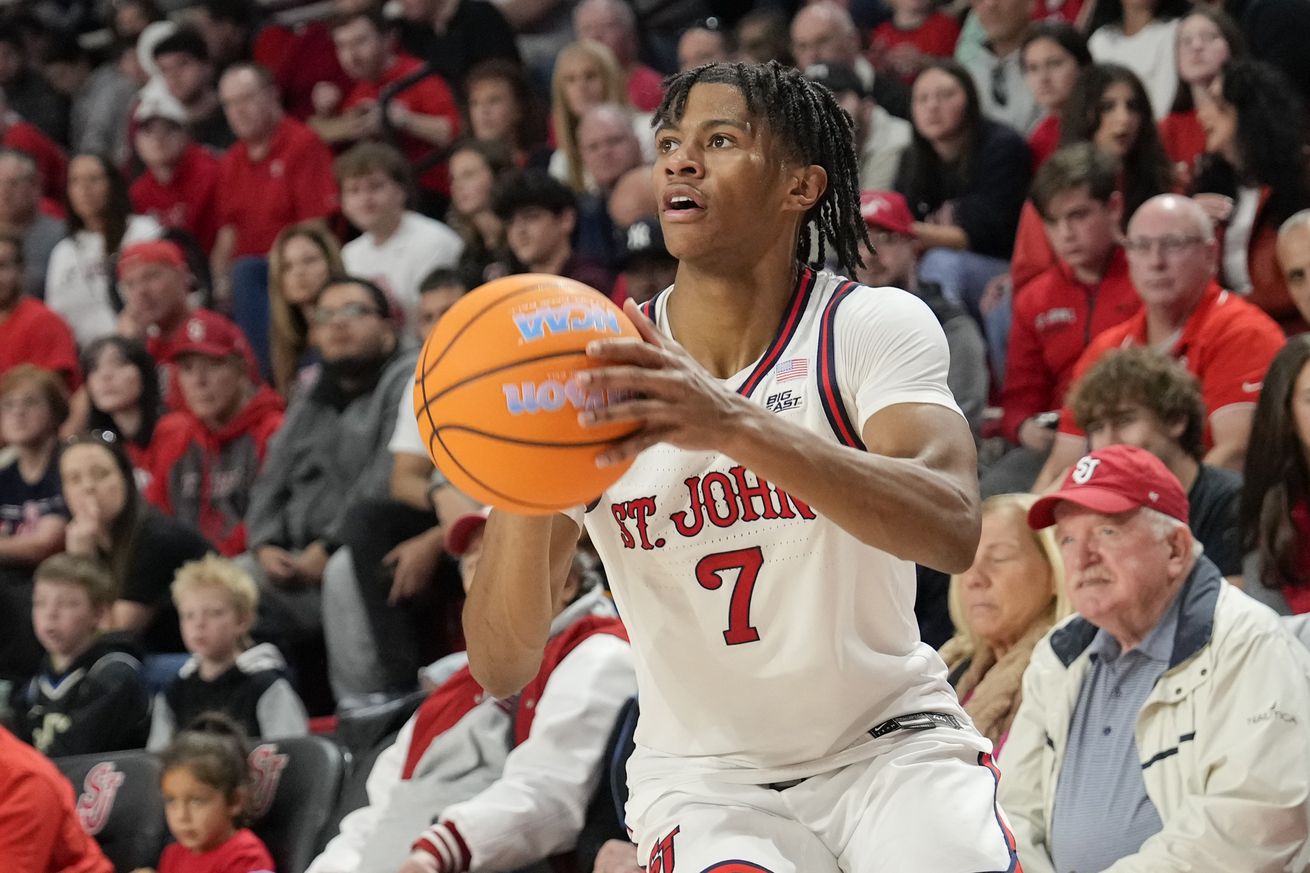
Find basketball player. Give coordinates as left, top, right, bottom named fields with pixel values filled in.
left=417, top=62, right=1017, bottom=873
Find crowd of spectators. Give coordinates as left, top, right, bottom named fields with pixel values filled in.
left=0, top=0, right=1306, bottom=870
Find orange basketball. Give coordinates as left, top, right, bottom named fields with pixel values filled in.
left=414, top=274, right=642, bottom=514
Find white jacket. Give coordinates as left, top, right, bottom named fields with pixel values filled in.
left=308, top=589, right=636, bottom=873
left=999, top=560, right=1310, bottom=873
left=44, top=214, right=161, bottom=345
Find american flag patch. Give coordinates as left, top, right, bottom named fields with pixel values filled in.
left=776, top=358, right=808, bottom=382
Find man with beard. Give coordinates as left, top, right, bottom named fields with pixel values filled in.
left=244, top=276, right=418, bottom=654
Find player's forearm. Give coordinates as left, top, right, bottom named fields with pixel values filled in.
left=463, top=512, right=572, bottom=698
left=723, top=405, right=979, bottom=573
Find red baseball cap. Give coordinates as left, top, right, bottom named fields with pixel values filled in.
left=1028, top=444, right=1190, bottom=530
left=859, top=191, right=915, bottom=236
left=165, top=311, right=254, bottom=364
left=446, top=507, right=492, bottom=556
left=118, top=240, right=187, bottom=278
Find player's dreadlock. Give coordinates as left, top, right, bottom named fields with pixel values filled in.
left=654, top=60, right=871, bottom=274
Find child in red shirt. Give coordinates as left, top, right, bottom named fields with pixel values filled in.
left=870, top=0, right=961, bottom=84
left=145, top=714, right=276, bottom=873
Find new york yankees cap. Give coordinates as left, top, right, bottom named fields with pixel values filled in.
left=1028, top=444, right=1190, bottom=530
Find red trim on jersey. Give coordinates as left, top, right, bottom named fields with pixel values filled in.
left=816, top=280, right=867, bottom=450
left=639, top=295, right=658, bottom=326
left=737, top=267, right=816, bottom=399
left=701, top=863, right=778, bottom=872
left=979, top=751, right=1021, bottom=873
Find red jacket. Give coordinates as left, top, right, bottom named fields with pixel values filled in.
left=146, top=385, right=285, bottom=556
left=1001, top=247, right=1140, bottom=442
left=0, top=726, right=113, bottom=873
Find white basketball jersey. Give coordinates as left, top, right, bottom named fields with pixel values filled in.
left=577, top=268, right=970, bottom=780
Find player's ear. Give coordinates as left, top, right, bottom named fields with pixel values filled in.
left=784, top=164, right=827, bottom=214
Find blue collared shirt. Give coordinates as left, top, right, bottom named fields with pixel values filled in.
left=1049, top=591, right=1183, bottom=873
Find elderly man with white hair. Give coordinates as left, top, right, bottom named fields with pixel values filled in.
left=790, top=1, right=909, bottom=119
left=1277, top=209, right=1310, bottom=325
left=1036, top=194, right=1285, bottom=489
left=1001, top=443, right=1310, bottom=873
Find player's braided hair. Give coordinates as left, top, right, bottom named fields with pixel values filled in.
left=654, top=60, right=870, bottom=274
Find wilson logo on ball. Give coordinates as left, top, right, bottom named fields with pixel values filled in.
left=513, top=304, right=623, bottom=342
left=503, top=378, right=608, bottom=415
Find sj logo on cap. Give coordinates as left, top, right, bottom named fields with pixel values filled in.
left=1072, top=456, right=1101, bottom=485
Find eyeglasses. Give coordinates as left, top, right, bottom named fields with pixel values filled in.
left=1123, top=235, right=1205, bottom=256
left=312, top=302, right=382, bottom=326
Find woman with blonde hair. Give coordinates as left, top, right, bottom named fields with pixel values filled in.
left=548, top=40, right=644, bottom=193
left=267, top=221, right=343, bottom=398
left=938, top=493, right=1068, bottom=751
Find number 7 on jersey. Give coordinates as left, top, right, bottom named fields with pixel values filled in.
left=695, top=546, right=764, bottom=645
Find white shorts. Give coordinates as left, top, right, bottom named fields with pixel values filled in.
left=627, top=730, right=1020, bottom=873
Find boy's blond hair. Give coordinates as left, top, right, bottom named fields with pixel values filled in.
left=171, top=554, right=259, bottom=624
left=34, top=553, right=116, bottom=610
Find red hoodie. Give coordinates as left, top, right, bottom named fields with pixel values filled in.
left=146, top=385, right=285, bottom=556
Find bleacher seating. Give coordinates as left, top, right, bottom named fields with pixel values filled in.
left=54, top=749, right=167, bottom=873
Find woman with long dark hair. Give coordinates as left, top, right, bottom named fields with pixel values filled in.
left=1160, top=8, right=1244, bottom=186
left=44, top=154, right=161, bottom=345
left=1011, top=63, right=1172, bottom=289
left=1191, top=59, right=1310, bottom=330
left=463, top=59, right=549, bottom=168
left=1021, top=22, right=1093, bottom=171
left=81, top=336, right=162, bottom=481
left=60, top=431, right=210, bottom=652
left=1240, top=336, right=1310, bottom=612
left=1086, top=0, right=1192, bottom=120
left=447, top=139, right=515, bottom=285
left=895, top=59, right=1030, bottom=364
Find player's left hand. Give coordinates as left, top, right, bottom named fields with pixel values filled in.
left=578, top=298, right=758, bottom=466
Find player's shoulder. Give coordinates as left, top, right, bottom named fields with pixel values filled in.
left=810, top=270, right=943, bottom=334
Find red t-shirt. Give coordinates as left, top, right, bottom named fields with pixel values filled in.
left=254, top=21, right=352, bottom=122
left=627, top=64, right=665, bottom=112
left=0, top=726, right=113, bottom=873
left=1002, top=247, right=1140, bottom=442
left=1058, top=282, right=1286, bottom=446
left=1159, top=109, right=1206, bottom=187
left=871, top=13, right=961, bottom=82
left=0, top=296, right=80, bottom=388
left=343, top=54, right=461, bottom=195
left=1028, top=114, right=1061, bottom=172
left=216, top=117, right=338, bottom=258
left=158, top=828, right=275, bottom=873
left=3, top=120, right=67, bottom=204
left=130, top=144, right=223, bottom=254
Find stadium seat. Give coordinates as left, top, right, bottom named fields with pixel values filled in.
left=248, top=735, right=346, bottom=873
left=53, top=749, right=167, bottom=873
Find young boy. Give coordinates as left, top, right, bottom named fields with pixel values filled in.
left=337, top=142, right=464, bottom=331
left=13, top=553, right=150, bottom=756
left=147, top=555, right=308, bottom=750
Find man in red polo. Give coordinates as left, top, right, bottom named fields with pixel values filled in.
left=989, top=145, right=1141, bottom=493
left=1035, top=194, right=1286, bottom=489
left=211, top=63, right=337, bottom=289
left=314, top=11, right=460, bottom=200
left=117, top=239, right=259, bottom=410
left=129, top=89, right=222, bottom=254
left=0, top=234, right=77, bottom=388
